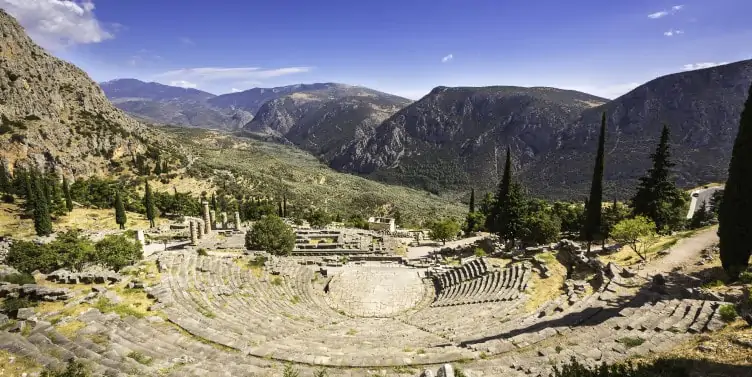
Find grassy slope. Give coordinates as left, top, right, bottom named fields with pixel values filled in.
left=164, top=126, right=465, bottom=226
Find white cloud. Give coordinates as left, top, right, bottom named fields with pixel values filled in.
left=170, top=80, right=198, bottom=89
left=0, top=0, right=113, bottom=50
left=154, top=67, right=311, bottom=82
left=180, top=37, right=194, bottom=46
left=663, top=29, right=684, bottom=36
left=231, top=88, right=242, bottom=93
left=648, top=11, right=669, bottom=19
left=566, top=82, right=641, bottom=100
left=682, top=62, right=729, bottom=70
left=441, top=54, right=454, bottom=63
left=648, top=4, right=684, bottom=19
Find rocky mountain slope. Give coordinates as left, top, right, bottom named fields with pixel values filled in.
left=243, top=85, right=412, bottom=160
left=523, top=59, right=752, bottom=199
left=101, top=79, right=252, bottom=130
left=330, top=62, right=752, bottom=199
left=0, top=10, right=176, bottom=179
left=330, top=86, right=608, bottom=195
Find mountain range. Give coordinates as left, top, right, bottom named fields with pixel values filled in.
left=103, top=60, right=751, bottom=200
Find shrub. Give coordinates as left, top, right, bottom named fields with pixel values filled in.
left=0, top=272, right=35, bottom=285
left=94, top=234, right=142, bottom=271
left=197, top=248, right=208, bottom=256
left=245, top=215, right=295, bottom=255
left=739, top=271, right=752, bottom=284
left=1, top=194, right=13, bottom=203
left=126, top=351, right=153, bottom=365
left=41, top=359, right=91, bottom=377
left=474, top=248, right=486, bottom=258
left=282, top=364, right=299, bottom=377
left=3, top=297, right=36, bottom=313
left=719, top=304, right=738, bottom=322
left=547, top=356, right=687, bottom=377
left=6, top=240, right=57, bottom=273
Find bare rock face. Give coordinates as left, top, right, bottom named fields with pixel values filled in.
left=330, top=86, right=607, bottom=195
left=0, top=10, right=169, bottom=177
left=243, top=84, right=412, bottom=161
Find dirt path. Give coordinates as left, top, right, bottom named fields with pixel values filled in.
left=640, top=226, right=718, bottom=276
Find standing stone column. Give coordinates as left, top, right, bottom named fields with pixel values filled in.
left=210, top=210, right=216, bottom=231
left=234, top=211, right=241, bottom=230
left=221, top=212, right=228, bottom=229
left=189, top=221, right=197, bottom=246
left=197, top=220, right=204, bottom=239
left=202, top=201, right=211, bottom=235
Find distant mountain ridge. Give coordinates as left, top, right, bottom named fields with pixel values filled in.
left=331, top=61, right=752, bottom=200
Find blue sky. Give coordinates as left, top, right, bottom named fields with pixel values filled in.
left=3, top=0, right=751, bottom=99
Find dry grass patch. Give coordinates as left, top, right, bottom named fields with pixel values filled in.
left=600, top=228, right=706, bottom=267
left=0, top=349, right=41, bottom=376
left=524, top=252, right=567, bottom=312
left=635, top=319, right=752, bottom=373
left=54, top=320, right=86, bottom=338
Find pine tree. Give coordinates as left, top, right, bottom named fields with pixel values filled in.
left=584, top=112, right=607, bottom=252
left=144, top=180, right=156, bottom=228
left=0, top=161, right=10, bottom=194
left=115, top=190, right=127, bottom=230
left=62, top=176, right=73, bottom=212
left=719, top=82, right=752, bottom=279
left=32, top=173, right=52, bottom=236
left=631, top=125, right=686, bottom=233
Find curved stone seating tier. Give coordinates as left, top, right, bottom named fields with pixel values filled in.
left=148, top=252, right=480, bottom=367
left=432, top=258, right=489, bottom=289
left=432, top=264, right=531, bottom=307
left=2, top=252, right=732, bottom=376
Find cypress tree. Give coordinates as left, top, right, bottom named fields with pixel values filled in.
left=488, top=147, right=512, bottom=233
left=719, top=82, right=752, bottom=279
left=162, top=160, right=169, bottom=174
left=24, top=171, right=34, bottom=208
left=631, top=125, right=685, bottom=233
left=278, top=202, right=284, bottom=217
left=465, top=188, right=477, bottom=234
left=115, top=190, right=127, bottom=230
left=63, top=176, right=73, bottom=212
left=153, top=160, right=162, bottom=175
left=469, top=188, right=476, bottom=213
left=144, top=180, right=156, bottom=228
left=493, top=148, right=527, bottom=247
left=211, top=193, right=217, bottom=211
left=33, top=174, right=52, bottom=236
left=0, top=161, right=10, bottom=194
left=584, top=112, right=607, bottom=252
left=283, top=195, right=288, bottom=218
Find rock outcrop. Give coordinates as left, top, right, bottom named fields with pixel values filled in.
left=0, top=10, right=174, bottom=178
